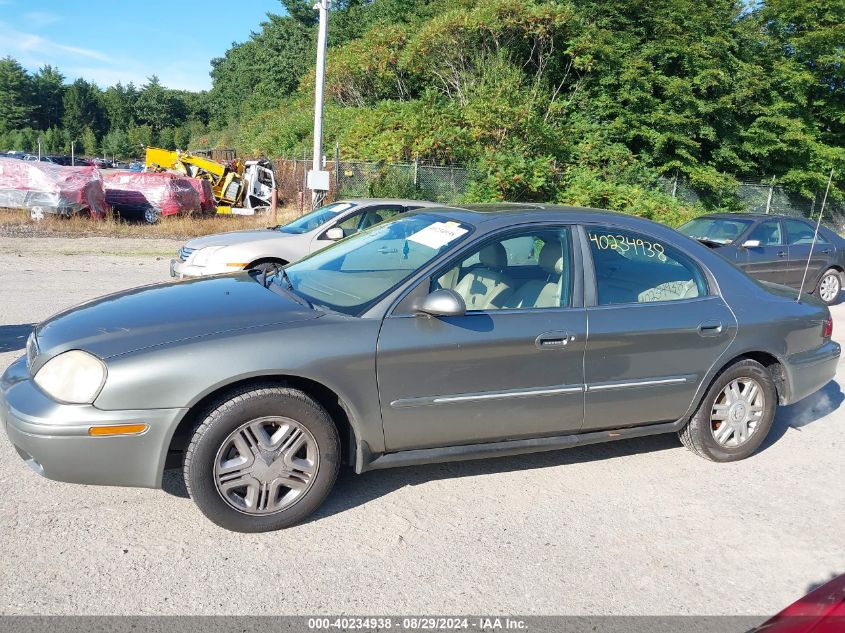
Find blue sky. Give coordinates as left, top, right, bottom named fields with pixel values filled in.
left=0, top=0, right=284, bottom=91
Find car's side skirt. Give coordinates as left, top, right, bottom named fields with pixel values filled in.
left=361, top=419, right=684, bottom=472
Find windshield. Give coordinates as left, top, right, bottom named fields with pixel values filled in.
left=284, top=213, right=473, bottom=315
left=678, top=217, right=753, bottom=245
left=275, top=202, right=358, bottom=234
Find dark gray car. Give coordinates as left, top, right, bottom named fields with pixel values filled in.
left=678, top=213, right=845, bottom=305
left=1, top=206, right=839, bottom=532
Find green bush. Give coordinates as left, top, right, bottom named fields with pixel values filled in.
left=366, top=167, right=419, bottom=199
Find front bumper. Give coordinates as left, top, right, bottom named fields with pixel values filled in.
left=1, top=355, right=187, bottom=489
left=783, top=340, right=841, bottom=404
left=170, top=258, right=236, bottom=279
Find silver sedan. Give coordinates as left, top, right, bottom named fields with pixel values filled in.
left=171, top=198, right=441, bottom=278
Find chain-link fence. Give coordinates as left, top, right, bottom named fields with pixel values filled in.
left=273, top=154, right=844, bottom=229
left=273, top=157, right=474, bottom=208
left=660, top=175, right=845, bottom=230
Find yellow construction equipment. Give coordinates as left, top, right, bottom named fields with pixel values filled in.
left=144, top=147, right=276, bottom=215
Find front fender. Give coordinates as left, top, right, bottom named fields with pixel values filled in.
left=94, top=316, right=386, bottom=454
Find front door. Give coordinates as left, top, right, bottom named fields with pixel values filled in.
left=582, top=226, right=737, bottom=430
left=376, top=227, right=586, bottom=451
left=737, top=219, right=788, bottom=285
left=311, top=204, right=403, bottom=252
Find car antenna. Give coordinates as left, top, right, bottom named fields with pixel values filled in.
left=797, top=168, right=836, bottom=303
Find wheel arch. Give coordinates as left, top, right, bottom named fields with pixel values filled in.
left=165, top=374, right=360, bottom=474
left=245, top=256, right=289, bottom=269
left=703, top=351, right=787, bottom=409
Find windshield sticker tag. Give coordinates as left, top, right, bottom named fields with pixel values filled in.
left=407, top=222, right=468, bottom=249
left=330, top=202, right=354, bottom=213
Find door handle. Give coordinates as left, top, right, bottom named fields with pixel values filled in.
left=820, top=249, right=832, bottom=255
left=777, top=251, right=787, bottom=258
left=698, top=321, right=723, bottom=337
left=377, top=247, right=398, bottom=254
left=535, top=331, right=573, bottom=350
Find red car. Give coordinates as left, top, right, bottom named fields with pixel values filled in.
left=754, top=574, right=845, bottom=632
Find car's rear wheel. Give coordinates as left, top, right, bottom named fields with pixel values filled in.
left=184, top=385, right=340, bottom=532
left=144, top=207, right=161, bottom=224
left=679, top=359, right=777, bottom=462
left=816, top=268, right=841, bottom=305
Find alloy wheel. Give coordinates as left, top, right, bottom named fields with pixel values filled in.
left=213, top=416, right=319, bottom=515
left=820, top=273, right=840, bottom=303
left=710, top=378, right=765, bottom=447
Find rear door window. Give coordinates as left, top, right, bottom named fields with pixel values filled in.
left=784, top=219, right=827, bottom=244
left=587, top=228, right=707, bottom=305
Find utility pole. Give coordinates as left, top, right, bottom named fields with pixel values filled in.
left=37, top=136, right=43, bottom=162
left=71, top=140, right=75, bottom=167
left=308, top=0, right=330, bottom=209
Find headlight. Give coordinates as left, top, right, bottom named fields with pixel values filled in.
left=33, top=350, right=107, bottom=404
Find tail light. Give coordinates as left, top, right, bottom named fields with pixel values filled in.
left=823, top=316, right=833, bottom=338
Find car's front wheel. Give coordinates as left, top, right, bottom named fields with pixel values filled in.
left=184, top=385, right=340, bottom=532
left=816, top=268, right=841, bottom=305
left=679, top=359, right=777, bottom=462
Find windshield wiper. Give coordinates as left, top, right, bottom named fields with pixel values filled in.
left=269, top=268, right=315, bottom=309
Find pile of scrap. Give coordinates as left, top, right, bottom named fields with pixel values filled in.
left=145, top=147, right=276, bottom=215
left=0, top=157, right=108, bottom=219
left=102, top=171, right=208, bottom=224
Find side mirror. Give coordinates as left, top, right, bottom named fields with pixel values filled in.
left=325, top=227, right=344, bottom=241
left=741, top=239, right=761, bottom=249
left=410, top=289, right=466, bottom=318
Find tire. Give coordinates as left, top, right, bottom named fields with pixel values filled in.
left=815, top=268, right=841, bottom=305
left=679, top=359, right=777, bottom=462
left=143, top=207, right=161, bottom=224
left=184, top=385, right=340, bottom=532
left=250, top=260, right=286, bottom=273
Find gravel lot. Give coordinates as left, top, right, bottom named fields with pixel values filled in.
left=0, top=236, right=843, bottom=617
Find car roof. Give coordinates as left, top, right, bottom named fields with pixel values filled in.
left=339, top=198, right=444, bottom=207
left=693, top=212, right=813, bottom=222
left=406, top=202, right=634, bottom=227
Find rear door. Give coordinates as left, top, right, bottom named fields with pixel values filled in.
left=582, top=226, right=736, bottom=431
left=737, top=219, right=788, bottom=285
left=783, top=219, right=831, bottom=289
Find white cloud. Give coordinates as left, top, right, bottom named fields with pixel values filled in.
left=0, top=21, right=109, bottom=62
left=0, top=21, right=211, bottom=91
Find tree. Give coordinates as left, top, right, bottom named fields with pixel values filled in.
left=135, top=76, right=183, bottom=135
left=101, top=128, right=132, bottom=159
left=0, top=57, right=35, bottom=132
left=63, top=79, right=105, bottom=140
left=102, top=82, right=138, bottom=131
left=32, top=65, right=65, bottom=130
left=80, top=127, right=98, bottom=157
left=127, top=124, right=153, bottom=152
left=208, top=14, right=314, bottom=126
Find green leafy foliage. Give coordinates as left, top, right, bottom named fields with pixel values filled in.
left=1, top=0, right=843, bottom=213
left=0, top=57, right=35, bottom=132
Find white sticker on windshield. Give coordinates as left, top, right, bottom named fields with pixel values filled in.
left=329, top=202, right=355, bottom=213
left=407, top=221, right=468, bottom=249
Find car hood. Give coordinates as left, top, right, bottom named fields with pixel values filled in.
left=185, top=229, right=292, bottom=249
left=33, top=273, right=319, bottom=366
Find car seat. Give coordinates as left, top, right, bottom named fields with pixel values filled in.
left=452, top=243, right=513, bottom=310
left=504, top=242, right=566, bottom=309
